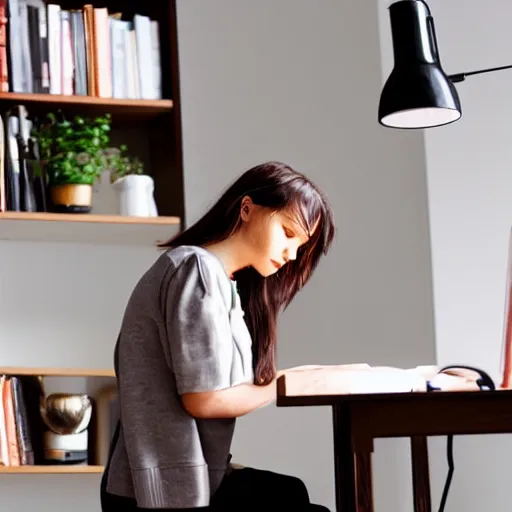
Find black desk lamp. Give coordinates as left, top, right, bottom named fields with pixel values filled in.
left=378, top=0, right=512, bottom=129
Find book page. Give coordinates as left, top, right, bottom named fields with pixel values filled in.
left=278, top=364, right=483, bottom=397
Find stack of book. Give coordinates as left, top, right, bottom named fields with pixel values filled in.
left=0, top=374, right=45, bottom=466
left=0, top=1, right=162, bottom=100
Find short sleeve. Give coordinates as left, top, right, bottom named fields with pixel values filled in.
left=165, top=254, right=234, bottom=395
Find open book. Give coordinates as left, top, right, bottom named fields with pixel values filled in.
left=277, top=364, right=488, bottom=397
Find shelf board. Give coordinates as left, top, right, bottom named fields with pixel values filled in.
left=0, top=367, right=115, bottom=378
left=0, top=465, right=104, bottom=474
left=0, top=211, right=181, bottom=245
left=0, top=92, right=173, bottom=120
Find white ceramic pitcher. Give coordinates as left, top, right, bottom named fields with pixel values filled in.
left=112, top=174, right=158, bottom=217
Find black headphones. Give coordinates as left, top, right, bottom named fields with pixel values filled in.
left=426, top=364, right=496, bottom=392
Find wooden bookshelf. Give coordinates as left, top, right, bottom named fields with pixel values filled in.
left=0, top=92, right=173, bottom=120
left=0, top=367, right=114, bottom=475
left=0, top=367, right=115, bottom=378
left=0, top=211, right=181, bottom=245
left=0, top=0, right=183, bottom=488
left=0, top=0, right=185, bottom=224
left=0, top=465, right=104, bottom=474
left=0, top=211, right=180, bottom=224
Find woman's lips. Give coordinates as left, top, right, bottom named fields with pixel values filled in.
left=271, top=259, right=282, bottom=269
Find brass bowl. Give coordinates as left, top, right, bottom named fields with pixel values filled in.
left=40, top=393, right=92, bottom=435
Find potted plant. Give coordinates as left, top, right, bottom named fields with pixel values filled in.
left=104, top=147, right=144, bottom=183
left=31, top=112, right=112, bottom=213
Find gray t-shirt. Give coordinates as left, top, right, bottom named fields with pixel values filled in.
left=105, top=245, right=254, bottom=508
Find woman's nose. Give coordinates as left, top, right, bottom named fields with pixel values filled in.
left=284, top=247, right=297, bottom=262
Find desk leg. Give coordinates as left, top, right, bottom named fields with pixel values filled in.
left=410, top=436, right=432, bottom=512
left=332, top=404, right=356, bottom=512
left=355, top=452, right=374, bottom=512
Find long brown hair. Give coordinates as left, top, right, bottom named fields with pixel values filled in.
left=158, top=161, right=335, bottom=384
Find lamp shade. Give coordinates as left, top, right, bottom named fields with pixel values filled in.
left=378, top=0, right=461, bottom=129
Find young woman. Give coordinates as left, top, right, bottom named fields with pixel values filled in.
left=100, top=161, right=336, bottom=511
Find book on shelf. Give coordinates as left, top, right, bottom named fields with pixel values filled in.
left=0, top=104, right=47, bottom=213
left=4, top=1, right=162, bottom=100
left=0, top=373, right=46, bottom=466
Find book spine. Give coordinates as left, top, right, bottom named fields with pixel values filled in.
left=0, top=0, right=8, bottom=92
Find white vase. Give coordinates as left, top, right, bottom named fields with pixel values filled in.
left=112, top=174, right=158, bottom=217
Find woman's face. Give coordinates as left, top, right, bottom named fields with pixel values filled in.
left=240, top=200, right=311, bottom=277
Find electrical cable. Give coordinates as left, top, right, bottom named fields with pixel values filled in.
left=430, top=365, right=494, bottom=512
left=437, top=434, right=454, bottom=512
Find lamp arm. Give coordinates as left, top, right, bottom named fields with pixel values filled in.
left=449, top=63, right=512, bottom=83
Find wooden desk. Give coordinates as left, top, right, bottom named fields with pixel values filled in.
left=276, top=378, right=512, bottom=512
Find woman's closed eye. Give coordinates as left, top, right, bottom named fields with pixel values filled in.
left=283, top=226, right=295, bottom=238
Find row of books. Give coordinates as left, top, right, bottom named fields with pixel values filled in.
left=0, top=374, right=44, bottom=466
left=0, top=105, right=48, bottom=213
left=0, top=1, right=162, bottom=100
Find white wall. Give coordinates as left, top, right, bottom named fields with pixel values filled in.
left=406, top=0, right=512, bottom=510
left=177, top=1, right=436, bottom=510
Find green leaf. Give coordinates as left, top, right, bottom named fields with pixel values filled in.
left=31, top=110, right=115, bottom=185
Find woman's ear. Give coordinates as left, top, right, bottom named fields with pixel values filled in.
left=240, top=196, right=254, bottom=222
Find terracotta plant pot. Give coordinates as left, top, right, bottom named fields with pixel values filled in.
left=50, top=184, right=93, bottom=213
